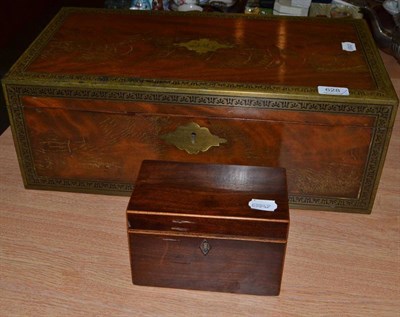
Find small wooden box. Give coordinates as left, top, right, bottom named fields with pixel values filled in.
left=126, top=160, right=289, bottom=295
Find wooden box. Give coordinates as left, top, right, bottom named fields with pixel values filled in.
left=2, top=8, right=398, bottom=213
left=126, top=160, right=289, bottom=295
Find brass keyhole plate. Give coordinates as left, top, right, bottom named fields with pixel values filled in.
left=160, top=122, right=227, bottom=154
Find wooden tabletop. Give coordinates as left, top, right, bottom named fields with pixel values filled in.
left=0, top=51, right=399, bottom=316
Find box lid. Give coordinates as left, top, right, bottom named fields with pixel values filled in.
left=3, top=8, right=397, bottom=105
left=127, top=160, right=289, bottom=241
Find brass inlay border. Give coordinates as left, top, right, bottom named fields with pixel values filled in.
left=4, top=84, right=396, bottom=213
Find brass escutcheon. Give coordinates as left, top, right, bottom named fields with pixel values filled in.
left=200, top=239, right=211, bottom=256
left=160, top=122, right=227, bottom=155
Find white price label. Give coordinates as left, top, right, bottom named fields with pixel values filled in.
left=342, top=42, right=356, bottom=52
left=248, top=199, right=277, bottom=212
left=318, top=86, right=349, bottom=96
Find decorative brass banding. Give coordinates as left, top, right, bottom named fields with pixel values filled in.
left=160, top=122, right=227, bottom=154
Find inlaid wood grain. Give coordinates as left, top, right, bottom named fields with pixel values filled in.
left=22, top=96, right=374, bottom=199
left=26, top=12, right=375, bottom=89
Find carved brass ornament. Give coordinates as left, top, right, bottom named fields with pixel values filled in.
left=174, top=38, right=234, bottom=54
left=160, top=122, right=227, bottom=154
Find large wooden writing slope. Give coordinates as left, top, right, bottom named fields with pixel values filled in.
left=2, top=8, right=398, bottom=213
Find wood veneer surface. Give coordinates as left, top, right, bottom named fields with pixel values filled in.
left=26, top=11, right=375, bottom=89
left=0, top=52, right=399, bottom=316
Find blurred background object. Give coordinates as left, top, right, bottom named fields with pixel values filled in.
left=352, top=0, right=400, bottom=62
